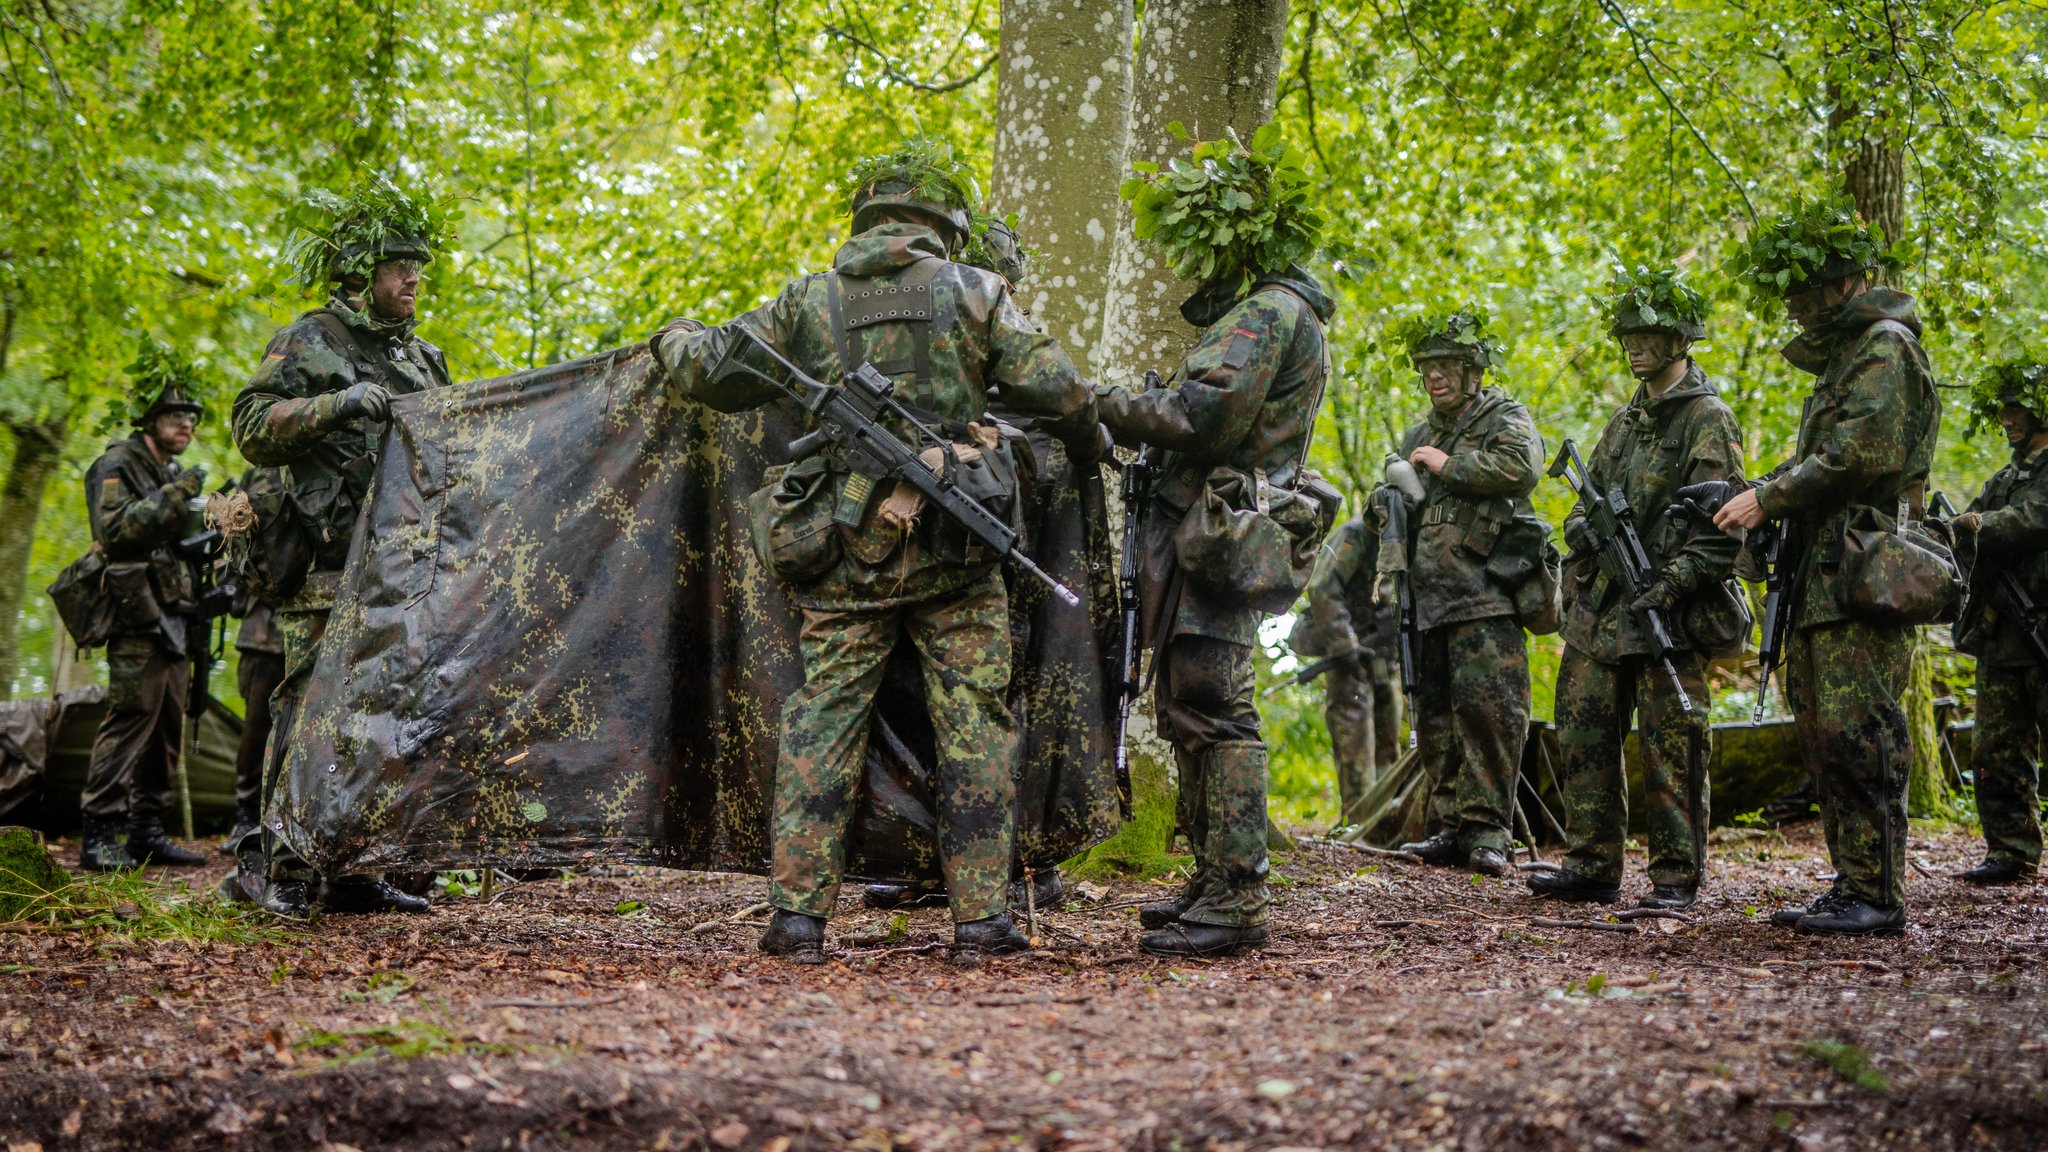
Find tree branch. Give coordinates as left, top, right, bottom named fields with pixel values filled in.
left=823, top=24, right=996, bottom=94
left=1596, top=0, right=1759, bottom=226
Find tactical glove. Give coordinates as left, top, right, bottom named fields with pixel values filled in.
left=1629, top=579, right=1682, bottom=615
left=1667, top=480, right=1739, bottom=524
left=1952, top=511, right=1982, bottom=535
left=336, top=382, right=393, bottom=425
left=1562, top=516, right=1595, bottom=555
left=171, top=468, right=207, bottom=500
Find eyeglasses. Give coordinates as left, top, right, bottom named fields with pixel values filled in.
left=378, top=258, right=426, bottom=278
left=157, top=412, right=198, bottom=428
left=1618, top=334, right=1668, bottom=354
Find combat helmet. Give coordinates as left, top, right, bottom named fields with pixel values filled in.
left=1966, top=358, right=2048, bottom=436
left=282, top=174, right=451, bottom=289
left=960, top=212, right=1029, bottom=286
left=846, top=139, right=977, bottom=248
left=1394, top=307, right=1502, bottom=371
left=1732, top=195, right=1888, bottom=300
left=123, top=337, right=207, bottom=427
left=1603, top=264, right=1707, bottom=340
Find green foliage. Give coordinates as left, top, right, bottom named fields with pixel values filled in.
left=1602, top=263, right=1708, bottom=336
left=99, top=336, right=212, bottom=437
left=1391, top=307, right=1504, bottom=368
left=1800, top=1038, right=1890, bottom=1093
left=1730, top=195, right=1892, bottom=303
left=1119, top=122, right=1325, bottom=294
left=846, top=136, right=982, bottom=215
left=0, top=868, right=298, bottom=946
left=295, top=1017, right=524, bottom=1064
left=959, top=211, right=1031, bottom=283
left=342, top=971, right=418, bottom=1004
left=280, top=174, right=456, bottom=289
left=1965, top=358, right=2048, bottom=433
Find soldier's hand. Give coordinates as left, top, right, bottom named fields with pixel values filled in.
left=1712, top=486, right=1766, bottom=532
left=171, top=468, right=207, bottom=499
left=1629, top=580, right=1681, bottom=615
left=654, top=316, right=707, bottom=342
left=1952, top=511, right=1982, bottom=535
left=1668, top=480, right=1737, bottom=524
left=338, top=382, right=393, bottom=425
left=1409, top=445, right=1450, bottom=475
left=1562, top=516, right=1595, bottom=555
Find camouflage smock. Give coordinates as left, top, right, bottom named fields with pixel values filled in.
left=1752, top=288, right=1940, bottom=630
left=83, top=434, right=199, bottom=646
left=1295, top=515, right=1398, bottom=661
left=1955, top=442, right=2048, bottom=668
left=1096, top=271, right=1335, bottom=647
left=652, top=223, right=1096, bottom=612
left=1560, top=365, right=1746, bottom=660
left=1381, top=387, right=1544, bottom=632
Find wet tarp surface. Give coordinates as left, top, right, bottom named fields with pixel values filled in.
left=275, top=344, right=1119, bottom=880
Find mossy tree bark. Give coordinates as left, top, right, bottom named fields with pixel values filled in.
left=0, top=415, right=67, bottom=698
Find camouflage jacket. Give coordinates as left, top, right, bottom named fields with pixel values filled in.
left=1098, top=272, right=1334, bottom=647
left=1378, top=387, right=1544, bottom=632
left=233, top=299, right=451, bottom=584
left=1560, top=366, right=1746, bottom=660
left=1753, top=288, right=1939, bottom=630
left=653, top=223, right=1096, bottom=611
left=1294, top=516, right=1398, bottom=663
left=83, top=434, right=197, bottom=626
left=1955, top=442, right=2048, bottom=666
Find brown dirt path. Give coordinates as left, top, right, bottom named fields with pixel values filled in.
left=2, top=823, right=2043, bottom=1151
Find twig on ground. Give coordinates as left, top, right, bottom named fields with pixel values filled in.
left=1370, top=919, right=1449, bottom=928
left=726, top=901, right=773, bottom=923
left=1909, top=856, right=1941, bottom=879
left=480, top=996, right=626, bottom=1009
left=1303, top=838, right=1424, bottom=864
left=1531, top=917, right=1637, bottom=934
left=1613, top=908, right=1695, bottom=923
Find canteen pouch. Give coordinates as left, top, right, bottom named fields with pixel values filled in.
left=1485, top=515, right=1563, bottom=635
left=47, top=546, right=116, bottom=649
left=1683, top=577, right=1754, bottom=662
left=102, top=560, right=162, bottom=632
left=240, top=470, right=319, bottom=604
left=1839, top=503, right=1961, bottom=626
left=1174, top=465, right=1335, bottom=615
left=749, top=453, right=843, bottom=584
left=927, top=430, right=1023, bottom=567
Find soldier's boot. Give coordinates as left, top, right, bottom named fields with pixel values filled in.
left=259, top=877, right=314, bottom=920
left=219, top=802, right=261, bottom=857
left=1960, top=856, right=2032, bottom=885
left=320, top=875, right=430, bottom=915
left=951, top=912, right=1032, bottom=967
left=125, top=816, right=205, bottom=867
left=1526, top=868, right=1622, bottom=904
left=1794, top=897, right=1905, bottom=937
left=1770, top=885, right=1846, bottom=929
left=1138, top=894, right=1194, bottom=930
left=1138, top=921, right=1270, bottom=957
left=758, top=909, right=826, bottom=964
left=1467, top=846, right=1510, bottom=877
left=1637, top=884, right=1698, bottom=911
left=1397, top=832, right=1463, bottom=867
left=1009, top=867, right=1064, bottom=913
left=863, top=883, right=947, bottom=910
left=77, top=816, right=134, bottom=873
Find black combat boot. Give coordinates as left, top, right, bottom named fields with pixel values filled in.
left=1138, top=920, right=1269, bottom=957
left=126, top=816, right=206, bottom=867
left=862, top=883, right=947, bottom=910
left=1138, top=894, right=1193, bottom=929
left=951, top=912, right=1032, bottom=967
left=260, top=877, right=314, bottom=920
left=1526, top=868, right=1622, bottom=904
left=219, top=804, right=260, bottom=856
left=1009, top=868, right=1064, bottom=913
left=1960, top=856, right=2032, bottom=885
left=320, top=875, right=431, bottom=915
left=77, top=816, right=134, bottom=872
left=1467, top=846, right=1510, bottom=877
left=1397, top=832, right=1463, bottom=867
left=758, top=909, right=827, bottom=964
left=1637, top=884, right=1698, bottom=911
left=1770, top=885, right=1844, bottom=928
left=1794, top=897, right=1905, bottom=937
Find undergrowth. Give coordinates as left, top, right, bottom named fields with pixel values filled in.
left=0, top=864, right=300, bottom=946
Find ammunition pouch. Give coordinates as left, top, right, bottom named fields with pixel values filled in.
left=47, top=545, right=116, bottom=649
left=1484, top=514, right=1563, bottom=635
left=748, top=453, right=843, bottom=584
left=1173, top=464, right=1338, bottom=616
left=927, top=429, right=1025, bottom=568
left=1682, top=578, right=1754, bottom=662
left=1839, top=502, right=1961, bottom=626
left=103, top=560, right=163, bottom=633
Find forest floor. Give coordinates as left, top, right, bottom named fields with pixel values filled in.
left=1, top=821, right=2044, bottom=1152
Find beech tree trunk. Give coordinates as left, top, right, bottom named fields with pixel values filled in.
left=0, top=417, right=67, bottom=699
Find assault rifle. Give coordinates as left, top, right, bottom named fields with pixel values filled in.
left=1546, top=440, right=1695, bottom=717
left=1375, top=470, right=1420, bottom=718
left=1110, top=372, right=1161, bottom=822
left=714, top=323, right=1080, bottom=607
left=1932, top=491, right=2048, bottom=674
left=1261, top=647, right=1362, bottom=698
left=172, top=486, right=239, bottom=841
left=1747, top=514, right=1805, bottom=725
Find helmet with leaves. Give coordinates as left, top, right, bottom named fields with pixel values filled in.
left=1966, top=358, right=2048, bottom=434
left=1732, top=195, right=1888, bottom=301
left=282, top=174, right=453, bottom=289
left=959, top=212, right=1030, bottom=286
left=120, top=337, right=208, bottom=429
left=847, top=139, right=978, bottom=247
left=1119, top=122, right=1324, bottom=298
left=1393, top=307, right=1502, bottom=371
left=1603, top=264, right=1707, bottom=339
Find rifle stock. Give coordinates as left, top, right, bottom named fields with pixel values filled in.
left=1111, top=381, right=1158, bottom=820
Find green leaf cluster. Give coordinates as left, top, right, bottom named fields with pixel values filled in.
left=1390, top=306, right=1503, bottom=368
left=1118, top=122, right=1324, bottom=294
left=959, top=210, right=1032, bottom=283
left=280, top=174, right=456, bottom=290
left=845, top=136, right=981, bottom=215
left=1602, top=263, right=1708, bottom=335
left=1730, top=195, right=1892, bottom=303
left=1965, top=357, right=2048, bottom=434
left=100, top=336, right=213, bottom=437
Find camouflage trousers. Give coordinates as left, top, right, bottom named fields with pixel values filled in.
left=1156, top=632, right=1268, bottom=928
left=234, top=650, right=286, bottom=820
left=259, top=604, right=329, bottom=882
left=1554, top=646, right=1712, bottom=887
left=1973, top=660, right=2047, bottom=869
left=80, top=634, right=187, bottom=823
left=1784, top=620, right=1914, bottom=908
left=1324, top=656, right=1401, bottom=825
left=1416, top=616, right=1528, bottom=855
left=772, top=570, right=1017, bottom=924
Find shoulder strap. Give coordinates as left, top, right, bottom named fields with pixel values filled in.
left=311, top=310, right=405, bottom=392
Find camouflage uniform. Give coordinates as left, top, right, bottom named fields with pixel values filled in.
left=1096, top=269, right=1335, bottom=929
left=231, top=602, right=284, bottom=833
left=1384, top=387, right=1543, bottom=856
left=1554, top=365, right=1744, bottom=887
left=79, top=435, right=199, bottom=827
left=233, top=298, right=451, bottom=882
left=1954, top=442, right=2048, bottom=871
left=1294, top=516, right=1402, bottom=822
left=1753, top=288, right=1940, bottom=909
left=654, top=222, right=1095, bottom=925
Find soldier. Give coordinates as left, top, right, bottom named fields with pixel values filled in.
left=1715, top=198, right=1939, bottom=935
left=1293, top=515, right=1403, bottom=824
left=1527, top=267, right=1743, bottom=910
left=1382, top=309, right=1545, bottom=878
left=76, top=340, right=212, bottom=872
left=225, top=175, right=452, bottom=918
left=1103, top=129, right=1336, bottom=957
left=650, top=140, right=1096, bottom=965
left=221, top=469, right=286, bottom=854
left=1949, top=360, right=2048, bottom=884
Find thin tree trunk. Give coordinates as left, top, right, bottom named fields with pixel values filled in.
left=0, top=417, right=68, bottom=699
left=990, top=0, right=1135, bottom=362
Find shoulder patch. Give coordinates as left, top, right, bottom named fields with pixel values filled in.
left=1221, top=328, right=1257, bottom=371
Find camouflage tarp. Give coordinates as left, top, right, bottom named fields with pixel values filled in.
left=272, top=344, right=1119, bottom=880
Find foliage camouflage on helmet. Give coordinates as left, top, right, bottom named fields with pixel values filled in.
left=281, top=174, right=452, bottom=289
left=1392, top=306, right=1503, bottom=370
left=103, top=336, right=209, bottom=434
left=1965, top=358, right=2048, bottom=435
left=959, top=211, right=1031, bottom=286
left=1118, top=122, right=1324, bottom=295
left=846, top=138, right=979, bottom=242
left=1603, top=263, right=1708, bottom=339
left=1731, top=194, right=1889, bottom=303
